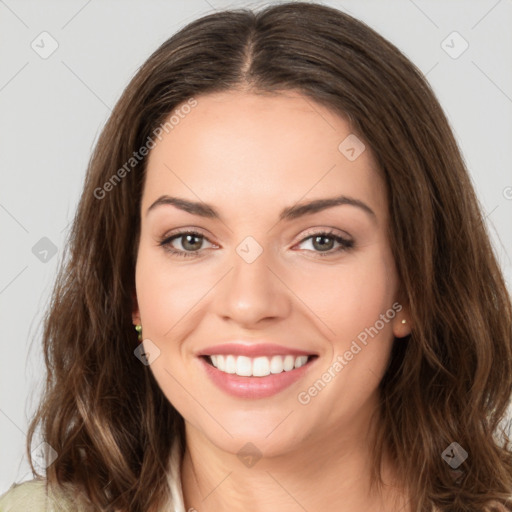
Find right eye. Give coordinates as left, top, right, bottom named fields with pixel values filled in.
left=159, top=230, right=216, bottom=258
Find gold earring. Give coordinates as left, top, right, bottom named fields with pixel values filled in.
left=401, top=319, right=407, bottom=324
left=135, top=324, right=142, bottom=342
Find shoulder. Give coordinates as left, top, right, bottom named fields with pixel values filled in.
left=0, top=479, right=50, bottom=511
left=0, top=478, right=94, bottom=512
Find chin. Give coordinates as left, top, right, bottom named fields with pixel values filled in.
left=187, top=408, right=312, bottom=460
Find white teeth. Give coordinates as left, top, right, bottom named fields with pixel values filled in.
left=252, top=356, right=271, bottom=377
left=295, top=355, right=308, bottom=368
left=225, top=355, right=236, bottom=374
left=208, top=354, right=311, bottom=377
left=236, top=356, right=252, bottom=376
left=216, top=355, right=225, bottom=371
left=283, top=355, right=295, bottom=371
left=270, top=355, right=284, bottom=374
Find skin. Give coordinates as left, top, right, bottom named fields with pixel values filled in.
left=132, top=89, right=412, bottom=511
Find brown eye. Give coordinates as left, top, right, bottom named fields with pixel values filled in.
left=296, top=230, right=354, bottom=257
left=178, top=233, right=203, bottom=251
left=159, top=231, right=214, bottom=258
left=312, top=234, right=336, bottom=252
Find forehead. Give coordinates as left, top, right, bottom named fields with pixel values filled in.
left=142, top=90, right=387, bottom=220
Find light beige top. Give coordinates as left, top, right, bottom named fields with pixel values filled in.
left=0, top=441, right=186, bottom=512
left=1, top=448, right=510, bottom=512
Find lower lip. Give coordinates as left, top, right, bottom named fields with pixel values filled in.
left=199, top=357, right=316, bottom=399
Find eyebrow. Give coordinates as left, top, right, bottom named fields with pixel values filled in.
left=146, top=194, right=376, bottom=222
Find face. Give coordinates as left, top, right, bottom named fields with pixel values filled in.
left=133, top=90, right=410, bottom=458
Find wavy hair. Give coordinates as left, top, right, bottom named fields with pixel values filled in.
left=26, top=2, right=512, bottom=511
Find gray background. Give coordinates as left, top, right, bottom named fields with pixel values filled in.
left=1, top=0, right=511, bottom=492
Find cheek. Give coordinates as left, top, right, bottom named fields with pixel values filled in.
left=134, top=246, right=203, bottom=413
left=316, top=250, right=398, bottom=404
left=340, top=262, right=396, bottom=335
left=135, top=251, right=173, bottom=336
left=290, top=247, right=398, bottom=345
left=134, top=245, right=209, bottom=339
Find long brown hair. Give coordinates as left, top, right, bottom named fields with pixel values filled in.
left=26, top=2, right=512, bottom=511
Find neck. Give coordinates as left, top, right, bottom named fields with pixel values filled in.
left=180, top=411, right=408, bottom=512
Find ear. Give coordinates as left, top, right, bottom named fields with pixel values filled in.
left=131, top=290, right=141, bottom=326
left=391, top=301, right=412, bottom=339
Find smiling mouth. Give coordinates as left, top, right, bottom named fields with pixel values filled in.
left=202, top=354, right=318, bottom=377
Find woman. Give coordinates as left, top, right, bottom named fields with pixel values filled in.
left=1, top=2, right=511, bottom=511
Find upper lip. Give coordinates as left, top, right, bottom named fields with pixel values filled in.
left=197, top=342, right=317, bottom=358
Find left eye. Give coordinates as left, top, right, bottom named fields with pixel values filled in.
left=159, top=230, right=354, bottom=258
left=294, top=231, right=354, bottom=256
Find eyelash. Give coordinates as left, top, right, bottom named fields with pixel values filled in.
left=158, top=229, right=354, bottom=259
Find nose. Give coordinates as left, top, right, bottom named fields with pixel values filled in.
left=213, top=244, right=292, bottom=328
